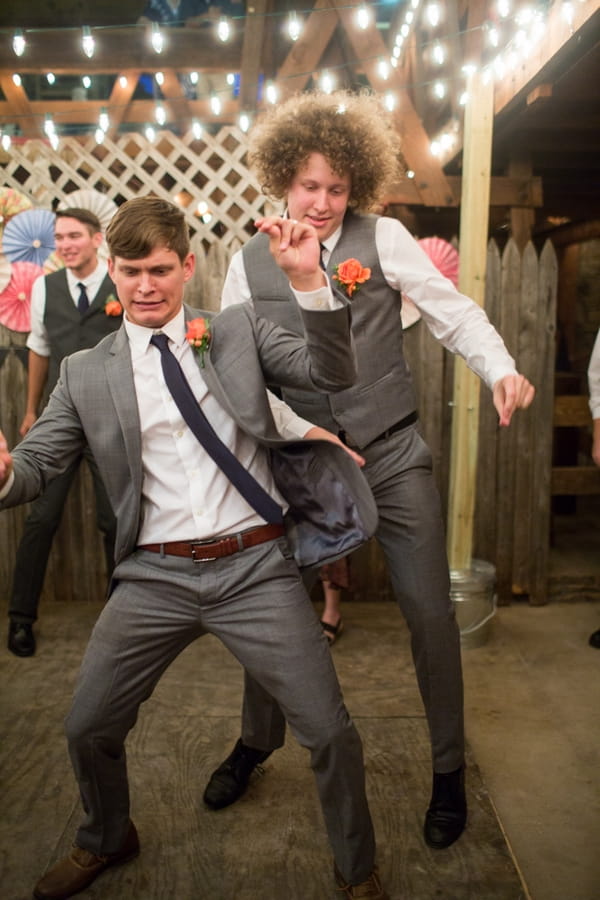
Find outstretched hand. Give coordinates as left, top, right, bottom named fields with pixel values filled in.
left=0, top=429, right=13, bottom=490
left=254, top=216, right=325, bottom=293
left=492, top=374, right=535, bottom=427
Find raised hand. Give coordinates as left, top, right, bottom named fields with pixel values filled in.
left=254, top=216, right=325, bottom=293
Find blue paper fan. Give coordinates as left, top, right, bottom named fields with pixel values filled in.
left=2, top=208, right=55, bottom=266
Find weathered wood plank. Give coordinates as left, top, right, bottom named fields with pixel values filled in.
left=551, top=466, right=600, bottom=494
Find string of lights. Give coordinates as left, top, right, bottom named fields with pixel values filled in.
left=0, top=0, right=589, bottom=157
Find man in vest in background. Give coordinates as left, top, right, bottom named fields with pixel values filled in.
left=207, top=90, right=535, bottom=854
left=7, top=208, right=121, bottom=658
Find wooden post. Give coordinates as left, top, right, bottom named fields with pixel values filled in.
left=447, top=72, right=494, bottom=570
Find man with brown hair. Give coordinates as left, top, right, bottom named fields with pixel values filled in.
left=0, top=196, right=388, bottom=900
left=208, top=90, right=535, bottom=852
left=7, top=208, right=121, bottom=657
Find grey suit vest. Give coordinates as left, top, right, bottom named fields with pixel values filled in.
left=242, top=211, right=417, bottom=448
left=44, top=269, right=121, bottom=392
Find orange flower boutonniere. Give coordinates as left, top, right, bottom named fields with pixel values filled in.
left=332, top=258, right=371, bottom=298
left=104, top=294, right=123, bottom=317
left=186, top=317, right=211, bottom=368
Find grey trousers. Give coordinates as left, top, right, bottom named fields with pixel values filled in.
left=241, top=425, right=465, bottom=773
left=64, top=537, right=376, bottom=884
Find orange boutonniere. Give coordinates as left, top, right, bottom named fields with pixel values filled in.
left=104, top=293, right=123, bottom=317
left=332, top=258, right=371, bottom=298
left=186, top=317, right=211, bottom=368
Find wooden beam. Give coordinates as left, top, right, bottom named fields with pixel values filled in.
left=239, top=0, right=270, bottom=111
left=274, top=0, right=339, bottom=100
left=0, top=27, right=242, bottom=73
left=0, top=73, right=41, bottom=138
left=447, top=72, right=495, bottom=571
left=0, top=98, right=241, bottom=128
left=332, top=0, right=454, bottom=207
left=106, top=70, right=141, bottom=138
left=385, top=174, right=543, bottom=208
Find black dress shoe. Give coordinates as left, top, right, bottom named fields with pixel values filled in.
left=424, top=765, right=467, bottom=849
left=8, top=621, right=36, bottom=657
left=203, top=738, right=272, bottom=810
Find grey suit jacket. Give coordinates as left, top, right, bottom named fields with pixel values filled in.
left=2, top=302, right=377, bottom=569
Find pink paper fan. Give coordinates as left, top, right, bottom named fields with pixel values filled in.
left=0, top=260, right=44, bottom=332
left=417, top=236, right=459, bottom=288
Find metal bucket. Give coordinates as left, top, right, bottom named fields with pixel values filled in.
left=450, top=559, right=496, bottom=649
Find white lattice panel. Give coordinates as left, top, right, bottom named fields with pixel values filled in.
left=0, top=128, right=277, bottom=249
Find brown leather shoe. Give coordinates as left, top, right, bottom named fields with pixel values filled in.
left=33, top=821, right=139, bottom=900
left=334, top=863, right=389, bottom=899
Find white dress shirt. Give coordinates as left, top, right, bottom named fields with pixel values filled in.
left=26, top=260, right=109, bottom=357
left=222, top=216, right=519, bottom=394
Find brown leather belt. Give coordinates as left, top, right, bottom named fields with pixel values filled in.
left=138, top=523, right=285, bottom=563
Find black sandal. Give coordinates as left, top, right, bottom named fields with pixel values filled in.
left=320, top=618, right=344, bottom=645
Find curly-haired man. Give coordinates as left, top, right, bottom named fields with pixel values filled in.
left=206, top=91, right=535, bottom=860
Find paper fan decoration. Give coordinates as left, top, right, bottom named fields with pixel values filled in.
left=0, top=187, right=33, bottom=233
left=2, top=208, right=55, bottom=266
left=43, top=249, right=65, bottom=274
left=0, top=260, right=44, bottom=332
left=0, top=252, right=11, bottom=294
left=418, top=236, right=459, bottom=288
left=57, top=189, right=118, bottom=231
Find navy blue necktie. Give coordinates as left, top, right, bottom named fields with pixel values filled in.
left=77, top=282, right=89, bottom=315
left=150, top=333, right=283, bottom=525
left=319, top=244, right=327, bottom=271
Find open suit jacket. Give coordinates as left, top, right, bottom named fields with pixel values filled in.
left=2, top=302, right=377, bottom=571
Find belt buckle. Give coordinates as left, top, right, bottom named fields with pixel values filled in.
left=190, top=539, right=218, bottom=564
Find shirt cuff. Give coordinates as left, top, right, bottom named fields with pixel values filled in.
left=291, top=283, right=342, bottom=311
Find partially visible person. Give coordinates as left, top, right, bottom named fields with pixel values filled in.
left=0, top=197, right=388, bottom=900
left=7, top=208, right=121, bottom=658
left=319, top=557, right=350, bottom=644
left=207, top=89, right=535, bottom=851
left=587, top=328, right=600, bottom=649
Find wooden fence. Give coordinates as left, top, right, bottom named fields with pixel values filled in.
left=0, top=131, right=561, bottom=610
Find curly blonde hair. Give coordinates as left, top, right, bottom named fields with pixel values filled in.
left=248, top=90, right=401, bottom=211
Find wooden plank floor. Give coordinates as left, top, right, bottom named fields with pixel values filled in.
left=0, top=601, right=526, bottom=900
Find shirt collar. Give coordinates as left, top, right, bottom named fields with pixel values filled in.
left=65, top=259, right=107, bottom=292
left=124, top=306, right=187, bottom=355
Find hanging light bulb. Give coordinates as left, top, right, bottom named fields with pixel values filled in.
left=210, top=94, right=222, bottom=115
left=265, top=81, right=278, bottom=104
left=82, top=76, right=91, bottom=89
left=425, top=3, right=441, bottom=27
left=378, top=59, right=390, bottom=80
left=217, top=17, right=231, bottom=42
left=151, top=22, right=164, bottom=53
left=82, top=26, right=95, bottom=58
left=384, top=92, right=396, bottom=112
left=432, top=42, right=445, bottom=65
left=44, top=114, right=55, bottom=137
left=95, top=127, right=105, bottom=144
left=119, top=75, right=128, bottom=89
left=155, top=71, right=165, bottom=86
left=49, top=132, right=59, bottom=151
left=356, top=5, right=371, bottom=29
left=155, top=102, right=166, bottom=126
left=47, top=72, right=55, bottom=85
left=319, top=70, right=335, bottom=94
left=99, top=107, right=110, bottom=132
left=12, top=73, right=22, bottom=86
left=192, top=118, right=202, bottom=140
left=433, top=80, right=446, bottom=99
left=239, top=112, right=250, bottom=133
left=287, top=12, right=302, bottom=41
left=226, top=72, right=235, bottom=86
left=13, top=30, right=26, bottom=57
left=145, top=124, right=156, bottom=142
left=2, top=133, right=12, bottom=151
left=406, top=169, right=415, bottom=179
left=190, top=71, right=199, bottom=85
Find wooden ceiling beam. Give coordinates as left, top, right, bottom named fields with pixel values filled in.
left=332, top=0, right=455, bottom=207
left=0, top=72, right=41, bottom=138
left=239, top=0, right=270, bottom=111
left=385, top=174, right=543, bottom=208
left=274, top=0, right=338, bottom=100
left=0, top=98, right=241, bottom=128
left=105, top=69, right=141, bottom=138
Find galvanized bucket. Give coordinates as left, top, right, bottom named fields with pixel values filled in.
left=450, top=559, right=497, bottom=649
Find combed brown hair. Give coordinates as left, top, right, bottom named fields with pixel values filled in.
left=106, top=196, right=190, bottom=261
left=55, top=207, right=102, bottom=235
left=248, top=90, right=401, bottom=211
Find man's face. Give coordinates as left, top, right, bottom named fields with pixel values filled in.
left=286, top=152, right=352, bottom=242
left=108, top=246, right=195, bottom=329
left=54, top=217, right=103, bottom=277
